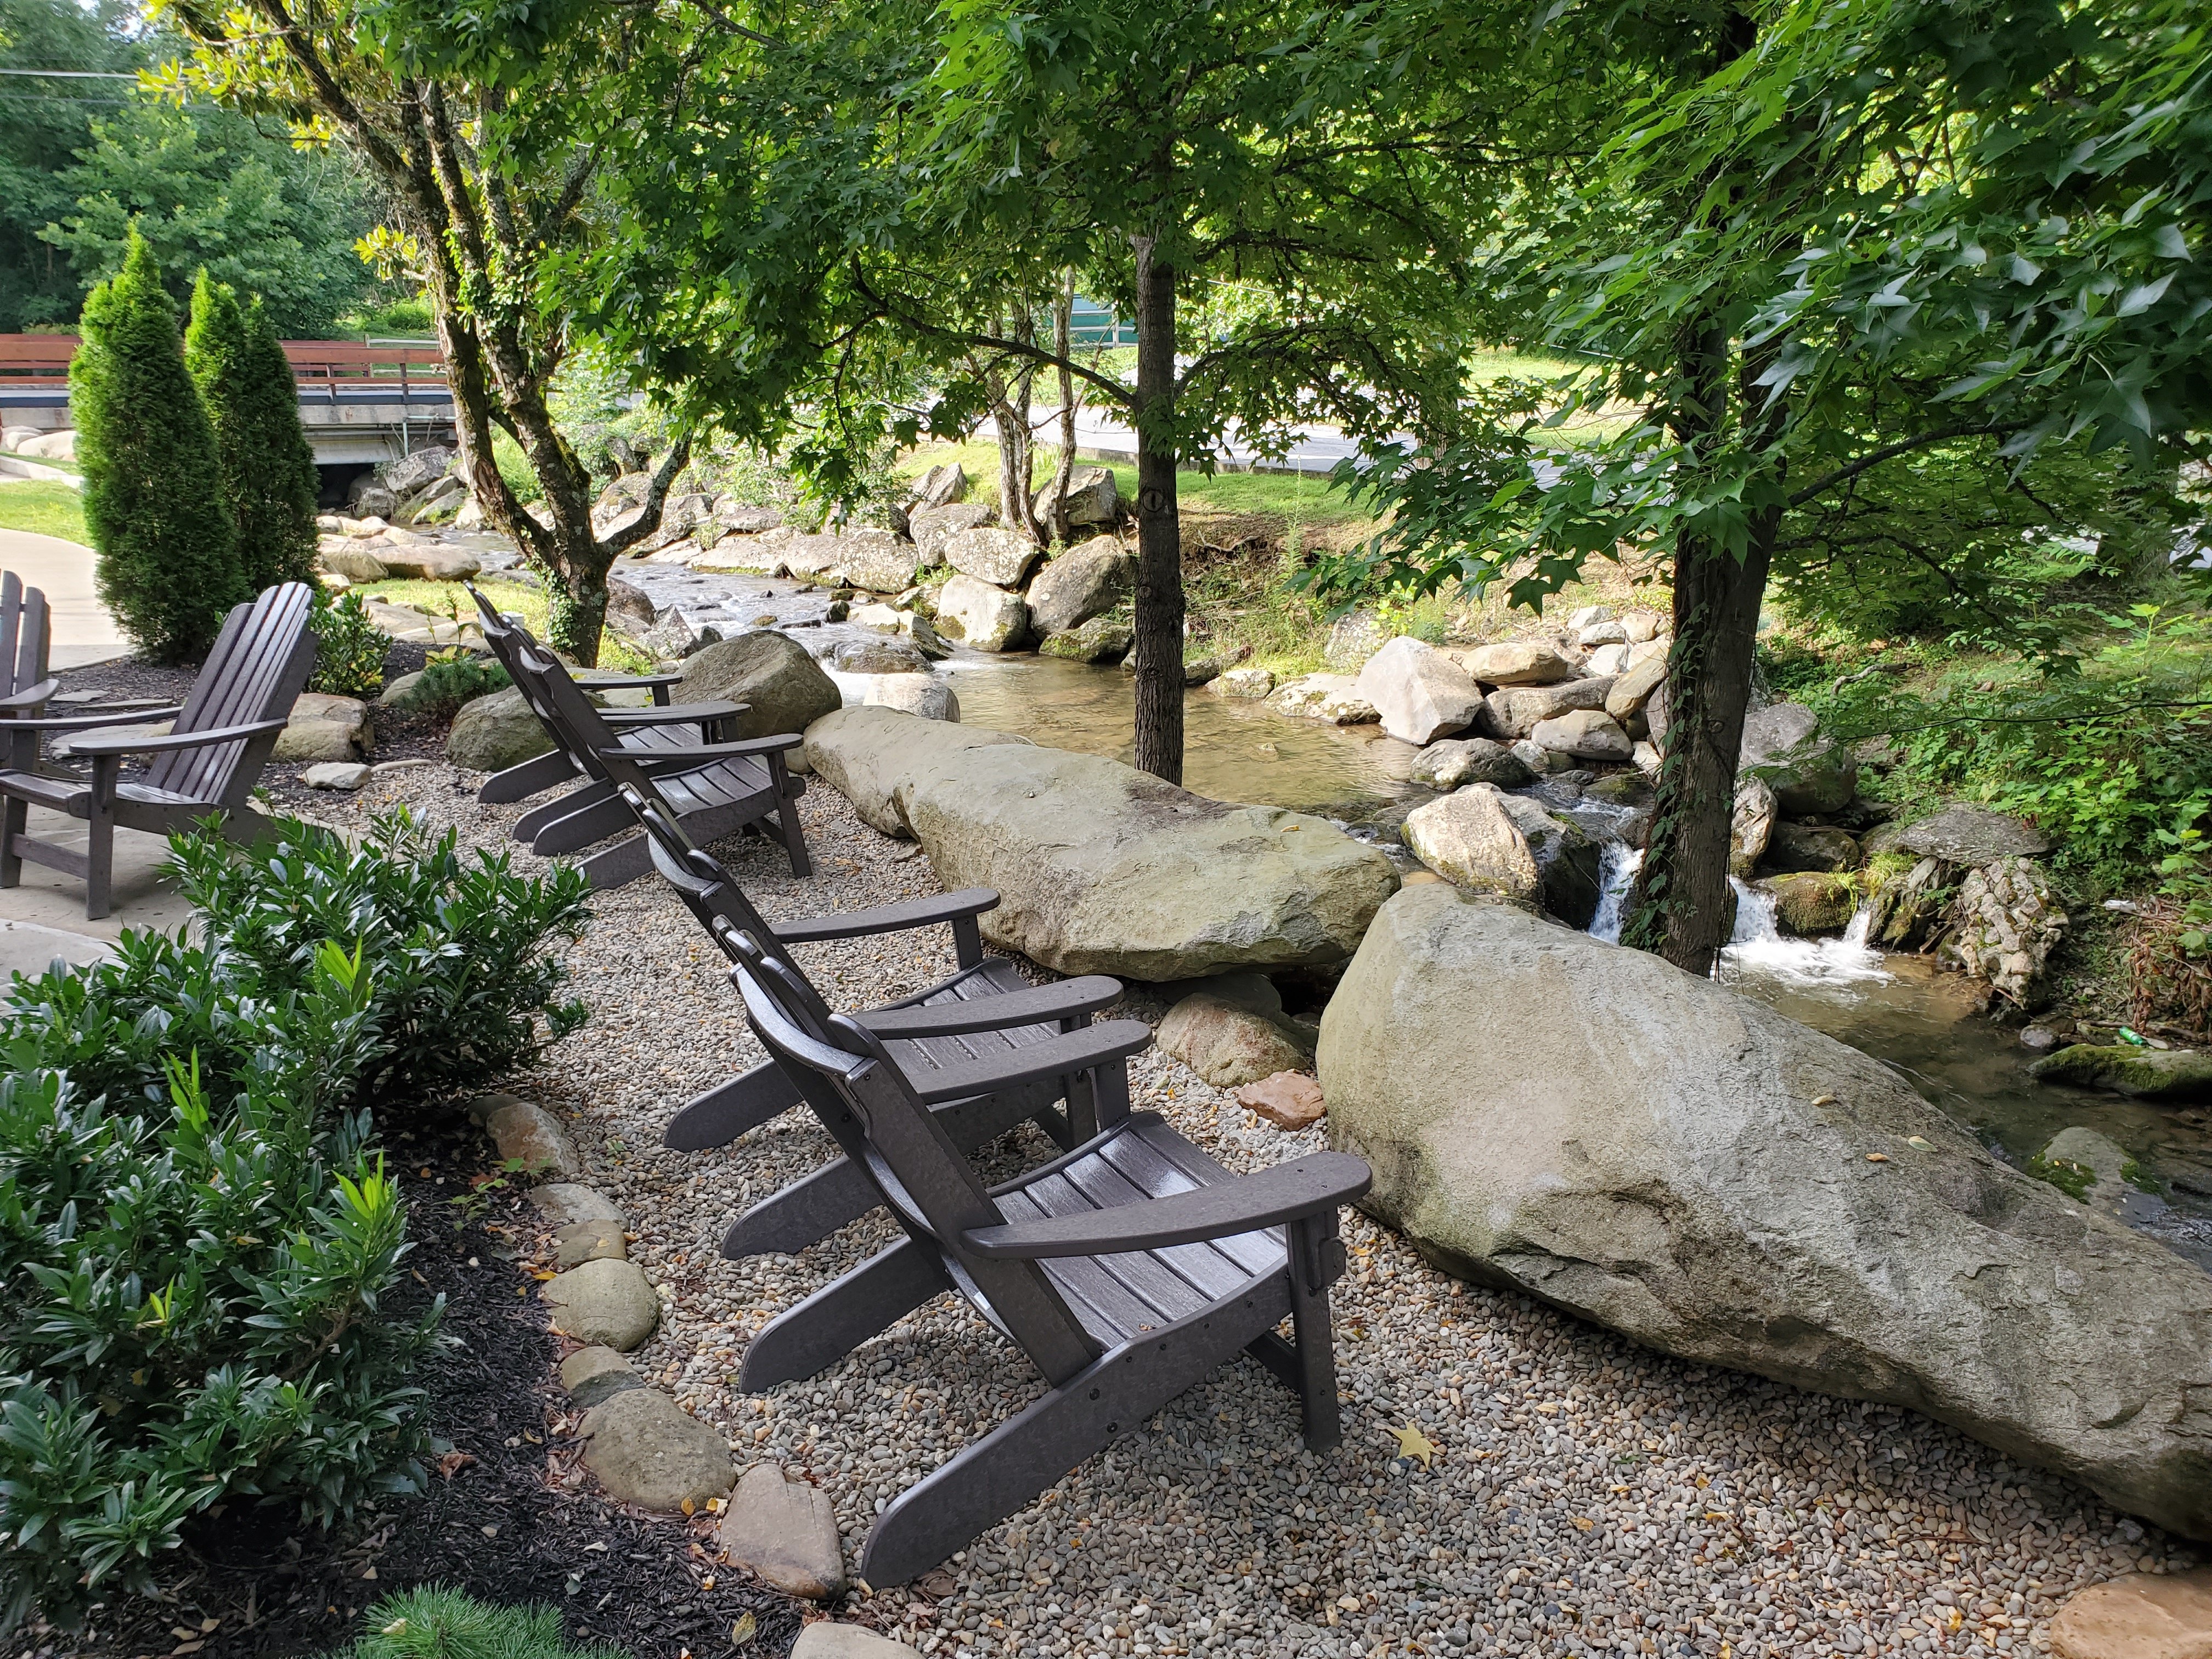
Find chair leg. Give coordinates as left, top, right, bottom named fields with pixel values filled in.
left=739, top=1237, right=949, bottom=1393
left=480, top=748, right=580, bottom=805
left=0, top=793, right=23, bottom=888
left=514, top=777, right=617, bottom=842
left=1286, top=1214, right=1345, bottom=1452
left=773, top=802, right=811, bottom=878
left=662, top=1061, right=802, bottom=1152
left=82, top=799, right=114, bottom=922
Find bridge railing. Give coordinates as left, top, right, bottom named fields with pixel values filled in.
left=1, top=335, right=449, bottom=394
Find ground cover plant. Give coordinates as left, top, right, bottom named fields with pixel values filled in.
left=0, top=815, right=592, bottom=1631
left=321, top=1588, right=628, bottom=1659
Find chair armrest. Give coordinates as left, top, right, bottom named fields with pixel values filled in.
left=0, top=703, right=184, bottom=733
left=590, top=670, right=683, bottom=706
left=855, top=974, right=1121, bottom=1039
left=960, top=1152, right=1372, bottom=1260
left=0, top=679, right=60, bottom=713
left=771, top=887, right=1000, bottom=945
left=601, top=732, right=803, bottom=762
left=63, top=717, right=287, bottom=758
left=600, top=699, right=744, bottom=726
left=900, top=1017, right=1153, bottom=1104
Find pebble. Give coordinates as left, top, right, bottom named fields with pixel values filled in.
left=300, top=763, right=2208, bottom=1659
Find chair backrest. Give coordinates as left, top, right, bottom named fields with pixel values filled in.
left=726, top=933, right=1100, bottom=1384
left=473, top=599, right=641, bottom=789
left=468, top=588, right=582, bottom=760
left=145, top=581, right=318, bottom=805
left=0, top=572, right=51, bottom=702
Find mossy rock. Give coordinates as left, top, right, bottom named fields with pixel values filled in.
left=1768, top=871, right=1857, bottom=935
left=2027, top=1044, right=2212, bottom=1103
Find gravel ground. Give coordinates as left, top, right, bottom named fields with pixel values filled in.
left=303, top=769, right=2205, bottom=1659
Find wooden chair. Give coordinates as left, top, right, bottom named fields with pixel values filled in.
left=628, top=791, right=1132, bottom=1257
left=0, top=582, right=317, bottom=918
left=724, top=928, right=1370, bottom=1587
left=0, top=572, right=57, bottom=771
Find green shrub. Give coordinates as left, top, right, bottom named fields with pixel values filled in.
left=312, top=589, right=392, bottom=697
left=167, top=812, right=591, bottom=1103
left=0, top=816, right=595, bottom=1630
left=325, top=1587, right=628, bottom=1659
left=396, top=650, right=512, bottom=720
left=70, top=229, right=246, bottom=662
left=187, top=273, right=321, bottom=594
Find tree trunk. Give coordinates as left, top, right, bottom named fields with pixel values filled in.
left=1043, top=272, right=1079, bottom=544
left=1130, top=236, right=1184, bottom=783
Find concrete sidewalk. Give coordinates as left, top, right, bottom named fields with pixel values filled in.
left=0, top=804, right=193, bottom=975
left=0, top=524, right=129, bottom=669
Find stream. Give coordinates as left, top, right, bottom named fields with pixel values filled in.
left=480, top=546, right=2212, bottom=1262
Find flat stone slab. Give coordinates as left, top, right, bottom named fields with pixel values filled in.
left=528, top=1182, right=624, bottom=1227
left=542, top=1258, right=659, bottom=1351
left=484, top=1098, right=582, bottom=1179
left=302, top=760, right=371, bottom=791
left=579, top=1387, right=733, bottom=1513
left=1233, top=1071, right=1327, bottom=1130
left=557, top=1345, right=645, bottom=1408
left=792, top=1625, right=923, bottom=1658
left=1894, top=802, right=2051, bottom=864
left=2051, top=1568, right=2212, bottom=1659
left=718, top=1463, right=848, bottom=1600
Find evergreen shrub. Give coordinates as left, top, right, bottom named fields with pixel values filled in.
left=186, top=273, right=321, bottom=594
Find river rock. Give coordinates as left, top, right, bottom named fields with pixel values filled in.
left=1402, top=786, right=1537, bottom=904
left=1319, top=886, right=2212, bottom=1542
left=644, top=607, right=721, bottom=659
left=1730, top=777, right=1778, bottom=878
left=444, top=686, right=552, bottom=770
left=1268, top=675, right=1379, bottom=725
left=857, top=674, right=960, bottom=722
left=1605, top=653, right=1668, bottom=721
left=346, top=473, right=398, bottom=518
left=719, top=1463, right=847, bottom=1599
left=833, top=636, right=932, bottom=675
left=936, top=573, right=1031, bottom=652
left=1452, top=641, right=1576, bottom=686
left=910, top=502, right=994, bottom=564
left=2030, top=1046, right=2212, bottom=1103
left=302, top=760, right=370, bottom=791
left=273, top=692, right=370, bottom=763
left=1037, top=615, right=1132, bottom=663
left=1040, top=465, right=1120, bottom=529
left=607, top=577, right=658, bottom=633
left=483, top=1099, right=581, bottom=1179
left=529, top=1183, right=624, bottom=1227
left=1356, top=637, right=1487, bottom=746
left=2049, top=1567, right=2212, bottom=1659
left=675, top=630, right=841, bottom=737
left=1740, top=702, right=1859, bottom=816
left=1323, top=612, right=1387, bottom=671
left=1410, top=737, right=1534, bottom=791
left=1584, top=643, right=1632, bottom=676
left=377, top=546, right=481, bottom=583
left=1953, top=855, right=2066, bottom=1005
left=1158, top=992, right=1315, bottom=1088
left=803, top=707, right=1399, bottom=978
left=318, top=545, right=390, bottom=583
left=1764, top=822, right=1863, bottom=874
left=831, top=528, right=920, bottom=594
left=579, top=1387, right=732, bottom=1512
left=1025, top=537, right=1135, bottom=634
left=1531, top=707, right=1632, bottom=761
left=1209, top=667, right=1276, bottom=699
left=1480, top=676, right=1615, bottom=740
left=909, top=461, right=968, bottom=510
left=1894, top=803, right=2052, bottom=865
left=1496, top=790, right=1602, bottom=928
left=2035, top=1126, right=2136, bottom=1212
left=1621, top=610, right=1663, bottom=644
left=792, top=1626, right=926, bottom=1659
left=1235, top=1071, right=1328, bottom=1130
left=1768, top=871, right=1857, bottom=934
left=945, top=526, right=1046, bottom=589
left=543, top=1258, right=660, bottom=1351
left=558, top=1345, right=643, bottom=1407
left=553, top=1218, right=627, bottom=1269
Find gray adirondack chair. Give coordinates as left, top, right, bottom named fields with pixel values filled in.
left=628, top=791, right=1131, bottom=1257
left=724, top=928, right=1370, bottom=1587
left=0, top=581, right=317, bottom=918
left=0, top=571, right=57, bottom=771
left=482, top=601, right=812, bottom=888
left=466, top=585, right=714, bottom=817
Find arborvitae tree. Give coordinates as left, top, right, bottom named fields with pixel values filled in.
left=186, top=272, right=321, bottom=594
left=70, top=231, right=243, bottom=662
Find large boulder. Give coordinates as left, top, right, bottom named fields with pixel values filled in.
left=1037, top=465, right=1120, bottom=528
left=1157, top=991, right=1314, bottom=1088
left=1730, top=776, right=1778, bottom=878
left=376, top=547, right=482, bottom=583
left=1320, top=887, right=2212, bottom=1543
left=909, top=461, right=969, bottom=510
left=1267, top=675, right=1379, bottom=725
left=1740, top=703, right=1859, bottom=817
left=1355, top=637, right=1486, bottom=746
left=1530, top=707, right=1632, bottom=761
left=1400, top=783, right=1599, bottom=927
left=1891, top=803, right=2052, bottom=865
left=379, top=444, right=454, bottom=498
left=1604, top=653, right=1668, bottom=722
left=1025, top=537, right=1135, bottom=634
left=909, top=501, right=994, bottom=565
left=803, top=707, right=1400, bottom=978
left=2029, top=1045, right=2212, bottom=1103
left=1036, top=615, right=1133, bottom=664
left=273, top=692, right=371, bottom=763
left=446, top=686, right=554, bottom=771
left=675, top=630, right=842, bottom=737
left=944, top=526, right=1046, bottom=589
left=1409, top=737, right=1534, bottom=791
left=829, top=528, right=921, bottom=595
left=1479, top=676, right=1614, bottom=740
left=935, top=573, right=1031, bottom=652
left=1764, top=822, right=1863, bottom=874
left=1451, top=641, right=1576, bottom=686
left=1767, top=871, right=1858, bottom=934
left=1953, top=855, right=2068, bottom=1006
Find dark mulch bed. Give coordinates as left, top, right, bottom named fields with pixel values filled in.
left=44, top=1115, right=806, bottom=1659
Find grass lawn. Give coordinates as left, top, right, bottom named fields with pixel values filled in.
left=359, top=575, right=656, bottom=673
left=0, top=481, right=87, bottom=544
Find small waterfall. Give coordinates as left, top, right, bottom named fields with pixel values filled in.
left=1720, top=877, right=1890, bottom=986
left=1588, top=843, right=1644, bottom=944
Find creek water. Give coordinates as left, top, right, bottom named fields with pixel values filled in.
left=485, top=549, right=2212, bottom=1259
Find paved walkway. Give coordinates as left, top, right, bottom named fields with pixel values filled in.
left=0, top=525, right=128, bottom=669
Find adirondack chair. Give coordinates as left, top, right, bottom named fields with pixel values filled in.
left=627, top=789, right=1133, bottom=1257
left=480, top=600, right=813, bottom=888
left=466, top=585, right=710, bottom=812
left=0, top=572, right=57, bottom=771
left=723, top=928, right=1372, bottom=1586
left=0, top=582, right=317, bottom=918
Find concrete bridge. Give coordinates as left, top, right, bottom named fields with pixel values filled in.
left=1, top=335, right=459, bottom=471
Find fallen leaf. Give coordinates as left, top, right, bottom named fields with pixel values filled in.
left=360, top=1566, right=377, bottom=1581
left=436, top=1451, right=476, bottom=1480
left=1572, top=1517, right=1595, bottom=1531
left=1392, top=1423, right=1438, bottom=1469
left=1810, top=1094, right=1837, bottom=1108
left=680, top=1498, right=696, bottom=1516
left=730, top=1612, right=757, bottom=1645
left=1866, top=1153, right=1890, bottom=1163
